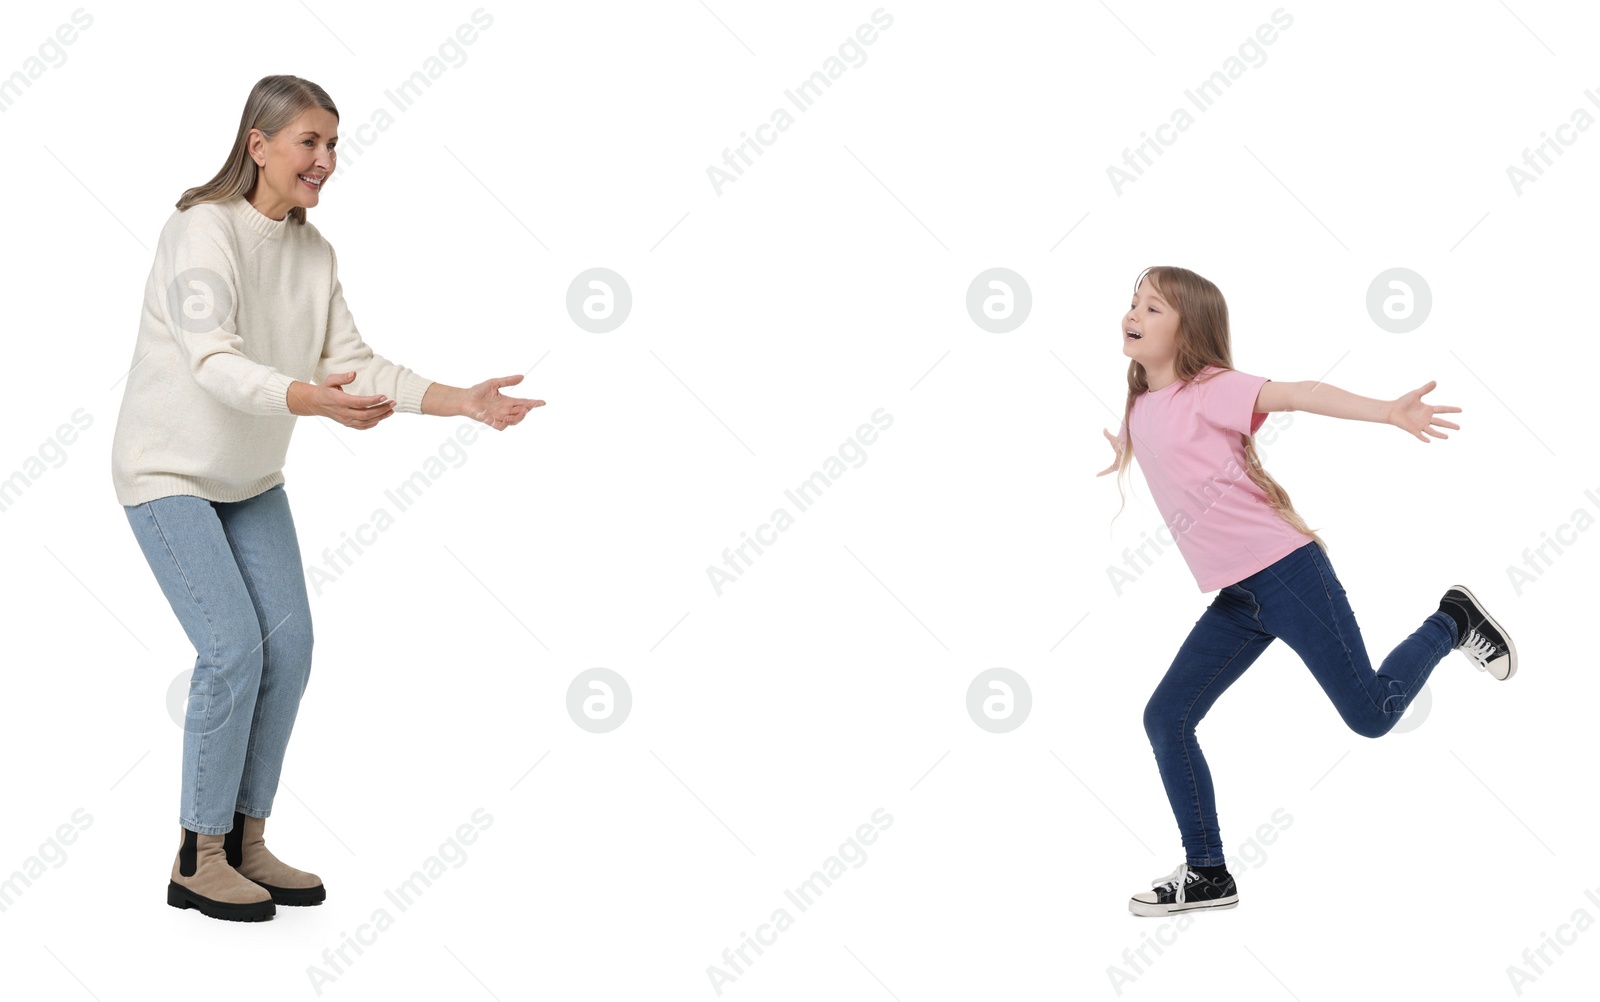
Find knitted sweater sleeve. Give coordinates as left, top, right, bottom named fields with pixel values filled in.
left=164, top=215, right=296, bottom=416
left=313, top=243, right=434, bottom=415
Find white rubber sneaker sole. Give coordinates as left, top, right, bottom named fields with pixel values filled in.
left=1449, top=583, right=1517, bottom=680
left=1128, top=892, right=1239, bottom=917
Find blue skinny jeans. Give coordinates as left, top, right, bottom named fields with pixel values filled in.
left=1142, top=540, right=1459, bottom=867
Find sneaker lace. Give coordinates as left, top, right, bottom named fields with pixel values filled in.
left=1150, top=861, right=1194, bottom=904
left=1459, top=628, right=1497, bottom=671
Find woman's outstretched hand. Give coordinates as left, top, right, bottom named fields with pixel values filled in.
left=290, top=371, right=396, bottom=429
left=460, top=374, right=545, bottom=431
left=1096, top=427, right=1123, bottom=476
left=1388, top=380, right=1461, bottom=443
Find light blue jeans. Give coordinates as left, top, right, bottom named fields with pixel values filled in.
left=123, top=483, right=314, bottom=834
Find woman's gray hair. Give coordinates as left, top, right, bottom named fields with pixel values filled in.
left=176, top=74, right=337, bottom=225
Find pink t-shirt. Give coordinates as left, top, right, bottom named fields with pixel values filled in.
left=1118, top=365, right=1314, bottom=592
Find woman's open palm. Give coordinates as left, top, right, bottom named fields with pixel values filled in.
left=463, top=374, right=545, bottom=431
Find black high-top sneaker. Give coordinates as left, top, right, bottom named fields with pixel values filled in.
left=1128, top=861, right=1239, bottom=917
left=1439, top=585, right=1517, bottom=680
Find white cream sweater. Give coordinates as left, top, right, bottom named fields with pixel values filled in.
left=111, top=195, right=434, bottom=506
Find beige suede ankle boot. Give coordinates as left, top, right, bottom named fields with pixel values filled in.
left=224, top=811, right=326, bottom=905
left=167, top=826, right=275, bottom=921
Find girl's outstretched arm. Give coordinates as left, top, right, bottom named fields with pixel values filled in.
left=1254, top=379, right=1461, bottom=442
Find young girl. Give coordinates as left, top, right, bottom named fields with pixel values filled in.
left=1097, top=266, right=1516, bottom=917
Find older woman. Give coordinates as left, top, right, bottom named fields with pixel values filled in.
left=112, top=74, right=542, bottom=922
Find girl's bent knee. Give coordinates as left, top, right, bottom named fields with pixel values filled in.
left=1143, top=705, right=1187, bottom=749
left=1350, top=716, right=1393, bottom=739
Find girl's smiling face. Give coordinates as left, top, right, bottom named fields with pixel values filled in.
left=1122, top=276, right=1180, bottom=372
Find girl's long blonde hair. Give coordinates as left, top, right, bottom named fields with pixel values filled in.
left=1111, top=265, right=1326, bottom=552
left=176, top=75, right=338, bottom=226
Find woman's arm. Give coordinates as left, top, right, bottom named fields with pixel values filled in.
left=421, top=383, right=465, bottom=417
left=315, top=245, right=434, bottom=414
left=425, top=376, right=544, bottom=430
left=1254, top=379, right=1461, bottom=441
left=285, top=376, right=539, bottom=431
left=309, top=242, right=541, bottom=429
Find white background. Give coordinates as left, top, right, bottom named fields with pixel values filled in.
left=1, top=1, right=1595, bottom=999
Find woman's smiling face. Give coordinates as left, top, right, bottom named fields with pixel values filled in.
left=1122, top=276, right=1180, bottom=370
left=247, top=106, right=338, bottom=220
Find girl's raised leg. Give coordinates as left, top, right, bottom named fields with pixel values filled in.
left=1240, top=542, right=1456, bottom=738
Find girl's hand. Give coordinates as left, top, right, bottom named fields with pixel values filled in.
left=461, top=374, right=545, bottom=431
left=1095, top=427, right=1123, bottom=476
left=1387, top=380, right=1461, bottom=443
